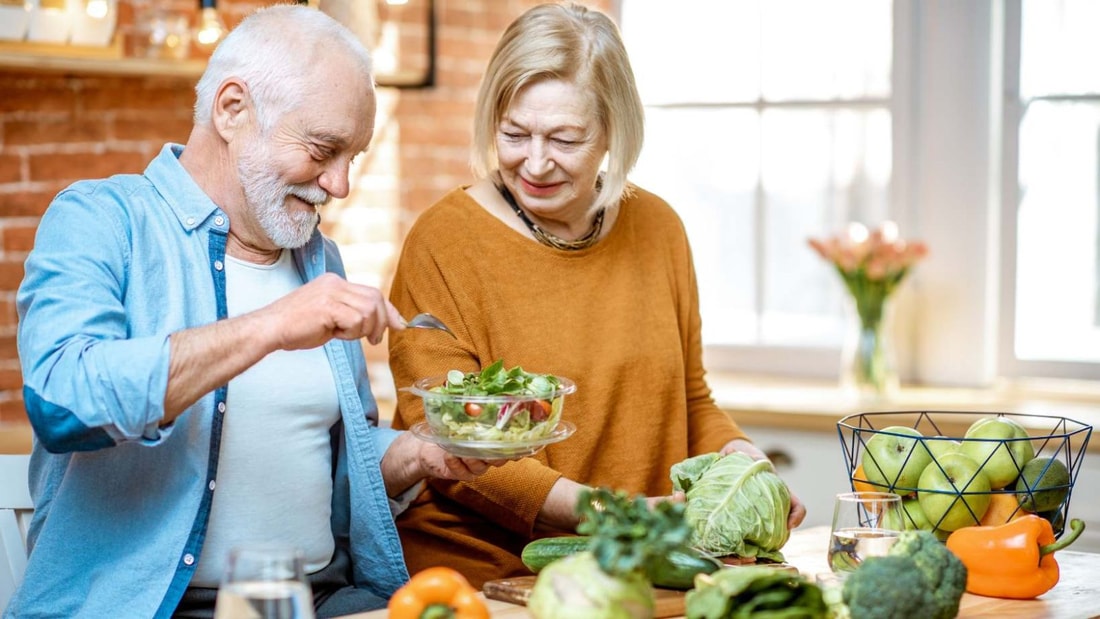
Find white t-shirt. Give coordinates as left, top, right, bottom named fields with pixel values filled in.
left=192, top=250, right=341, bottom=586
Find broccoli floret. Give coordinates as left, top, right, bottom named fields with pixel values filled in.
left=889, top=530, right=967, bottom=619
left=842, top=555, right=934, bottom=619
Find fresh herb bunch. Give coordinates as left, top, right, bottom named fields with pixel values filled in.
left=576, top=487, right=692, bottom=578
left=435, top=359, right=561, bottom=397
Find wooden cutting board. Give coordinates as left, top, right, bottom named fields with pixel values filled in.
left=482, top=564, right=800, bottom=619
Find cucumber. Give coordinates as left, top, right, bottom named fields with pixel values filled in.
left=521, top=536, right=722, bottom=590
left=645, top=547, right=723, bottom=590
left=521, top=535, right=592, bottom=573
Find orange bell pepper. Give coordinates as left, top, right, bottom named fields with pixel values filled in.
left=945, top=514, right=1085, bottom=599
left=387, top=566, right=490, bottom=619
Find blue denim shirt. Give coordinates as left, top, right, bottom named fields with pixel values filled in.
left=9, top=144, right=410, bottom=618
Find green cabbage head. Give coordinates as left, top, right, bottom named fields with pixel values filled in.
left=671, top=452, right=791, bottom=562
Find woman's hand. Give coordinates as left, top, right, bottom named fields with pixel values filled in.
left=720, top=438, right=807, bottom=529
left=381, top=431, right=511, bottom=497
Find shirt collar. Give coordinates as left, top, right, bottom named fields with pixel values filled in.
left=145, top=143, right=222, bottom=232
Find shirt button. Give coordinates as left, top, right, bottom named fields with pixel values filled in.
left=183, top=554, right=195, bottom=566
left=214, top=216, right=225, bottom=226
left=208, top=480, right=216, bottom=491
left=214, top=260, right=224, bottom=271
left=186, top=217, right=195, bottom=226
left=217, top=402, right=226, bottom=413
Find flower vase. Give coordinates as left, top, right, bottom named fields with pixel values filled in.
left=840, top=295, right=899, bottom=400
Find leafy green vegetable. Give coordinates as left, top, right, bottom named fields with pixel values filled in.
left=434, top=359, right=562, bottom=397
left=527, top=488, right=693, bottom=619
left=575, top=488, right=692, bottom=578
left=684, top=567, right=828, bottom=619
left=423, top=359, right=567, bottom=441
left=671, top=453, right=791, bottom=561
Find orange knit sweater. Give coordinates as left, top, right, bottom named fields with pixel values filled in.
left=387, top=185, right=748, bottom=587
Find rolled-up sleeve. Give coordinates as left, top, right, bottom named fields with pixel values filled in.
left=17, top=187, right=175, bottom=453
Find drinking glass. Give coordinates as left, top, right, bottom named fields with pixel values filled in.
left=214, top=545, right=316, bottom=619
left=828, top=491, right=904, bottom=574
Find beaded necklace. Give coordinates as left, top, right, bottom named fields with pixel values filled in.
left=496, top=183, right=605, bottom=251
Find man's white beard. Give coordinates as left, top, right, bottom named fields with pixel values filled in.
left=238, top=138, right=330, bottom=249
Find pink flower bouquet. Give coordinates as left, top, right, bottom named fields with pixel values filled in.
left=809, top=222, right=928, bottom=393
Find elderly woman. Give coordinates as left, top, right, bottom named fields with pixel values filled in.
left=388, top=1, right=806, bottom=586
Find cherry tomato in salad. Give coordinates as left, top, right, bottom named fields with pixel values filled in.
left=464, top=402, right=484, bottom=418
left=530, top=399, right=552, bottom=423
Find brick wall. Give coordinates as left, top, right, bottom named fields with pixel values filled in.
left=0, top=0, right=611, bottom=422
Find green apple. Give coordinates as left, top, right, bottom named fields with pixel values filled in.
left=917, top=452, right=992, bottom=531
left=861, top=426, right=932, bottom=492
left=959, top=417, right=1035, bottom=489
left=883, top=496, right=933, bottom=531
left=925, top=436, right=962, bottom=462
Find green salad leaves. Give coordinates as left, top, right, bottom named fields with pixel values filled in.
left=435, top=359, right=562, bottom=397
left=423, top=360, right=568, bottom=442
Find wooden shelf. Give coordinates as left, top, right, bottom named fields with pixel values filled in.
left=0, top=39, right=204, bottom=79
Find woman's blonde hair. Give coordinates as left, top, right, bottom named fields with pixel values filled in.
left=471, top=2, right=644, bottom=212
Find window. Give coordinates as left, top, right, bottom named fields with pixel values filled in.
left=1001, top=0, right=1100, bottom=379
left=620, top=0, right=894, bottom=377
left=621, top=0, right=1100, bottom=383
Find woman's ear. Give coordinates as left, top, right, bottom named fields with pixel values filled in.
left=211, top=78, right=252, bottom=141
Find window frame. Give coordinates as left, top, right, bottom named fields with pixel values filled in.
left=996, top=0, right=1100, bottom=381
left=620, top=0, right=1099, bottom=386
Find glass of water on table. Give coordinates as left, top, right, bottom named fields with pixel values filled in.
left=215, top=545, right=315, bottom=619
left=828, top=491, right=904, bottom=575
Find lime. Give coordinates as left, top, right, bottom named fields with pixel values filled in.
left=1014, top=457, right=1070, bottom=512
left=1038, top=508, right=1066, bottom=536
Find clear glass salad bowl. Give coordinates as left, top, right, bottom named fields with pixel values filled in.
left=404, top=363, right=576, bottom=458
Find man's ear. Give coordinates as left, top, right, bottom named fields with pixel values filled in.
left=212, top=79, right=252, bottom=141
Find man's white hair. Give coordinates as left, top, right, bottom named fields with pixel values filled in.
left=192, top=4, right=374, bottom=133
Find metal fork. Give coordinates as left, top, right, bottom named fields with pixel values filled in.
left=404, top=312, right=457, bottom=338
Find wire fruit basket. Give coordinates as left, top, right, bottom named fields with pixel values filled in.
left=837, top=411, right=1091, bottom=539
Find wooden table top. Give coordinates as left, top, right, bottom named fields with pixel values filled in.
left=342, top=526, right=1100, bottom=619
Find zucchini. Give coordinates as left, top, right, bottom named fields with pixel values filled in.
left=521, top=536, right=722, bottom=590
left=521, top=535, right=592, bottom=573
left=645, top=547, right=723, bottom=590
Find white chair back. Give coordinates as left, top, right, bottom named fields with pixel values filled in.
left=0, top=454, right=32, bottom=612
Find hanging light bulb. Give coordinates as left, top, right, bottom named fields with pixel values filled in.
left=85, top=0, right=109, bottom=19
left=195, top=0, right=227, bottom=50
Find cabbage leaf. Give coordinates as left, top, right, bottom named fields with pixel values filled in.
left=671, top=452, right=791, bottom=562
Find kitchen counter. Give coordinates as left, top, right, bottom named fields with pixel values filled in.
left=707, top=373, right=1100, bottom=452
left=341, top=525, right=1100, bottom=618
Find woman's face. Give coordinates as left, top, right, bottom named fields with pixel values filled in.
left=496, top=79, right=608, bottom=227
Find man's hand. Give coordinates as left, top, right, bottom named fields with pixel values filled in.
left=259, top=272, right=406, bottom=349
left=381, top=431, right=508, bottom=498
left=164, top=273, right=404, bottom=422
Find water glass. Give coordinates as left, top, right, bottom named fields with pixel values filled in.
left=214, top=546, right=316, bottom=619
left=828, top=491, right=904, bottom=574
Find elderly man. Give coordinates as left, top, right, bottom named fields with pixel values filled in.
left=10, top=5, right=482, bottom=618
